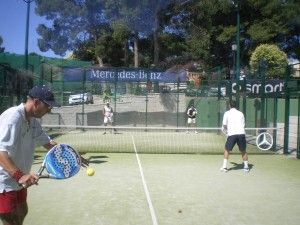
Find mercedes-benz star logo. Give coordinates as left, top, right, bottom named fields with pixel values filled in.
left=256, top=132, right=273, bottom=151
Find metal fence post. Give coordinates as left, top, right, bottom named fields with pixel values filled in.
left=176, top=77, right=180, bottom=128
left=297, top=96, right=300, bottom=159
left=81, top=69, right=86, bottom=128
left=114, top=69, right=117, bottom=124
left=283, top=66, right=290, bottom=154
left=242, top=77, right=246, bottom=118
left=259, top=60, right=266, bottom=129
left=273, top=97, right=278, bottom=151
left=145, top=72, right=150, bottom=127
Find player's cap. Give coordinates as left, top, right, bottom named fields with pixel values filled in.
left=29, top=85, right=61, bottom=108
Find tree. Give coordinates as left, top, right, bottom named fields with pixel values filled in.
left=102, top=0, right=148, bottom=67
left=246, top=0, right=300, bottom=58
left=35, top=0, right=107, bottom=62
left=34, top=0, right=300, bottom=71
left=143, top=0, right=174, bottom=66
left=158, top=0, right=219, bottom=68
left=215, top=0, right=300, bottom=68
left=111, top=21, right=132, bottom=66
left=250, top=44, right=288, bottom=78
left=102, top=0, right=176, bottom=67
left=164, top=0, right=299, bottom=70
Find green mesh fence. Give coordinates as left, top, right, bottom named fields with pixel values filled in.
left=0, top=53, right=299, bottom=154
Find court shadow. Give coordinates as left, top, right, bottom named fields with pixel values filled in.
left=32, top=155, right=44, bottom=165
left=88, top=155, right=108, bottom=164
left=102, top=131, right=123, bottom=135
left=229, top=162, right=253, bottom=171
left=34, top=155, right=42, bottom=160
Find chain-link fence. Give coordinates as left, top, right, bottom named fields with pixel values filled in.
left=0, top=53, right=299, bottom=155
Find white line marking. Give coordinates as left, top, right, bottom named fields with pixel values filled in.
left=131, top=135, right=158, bottom=225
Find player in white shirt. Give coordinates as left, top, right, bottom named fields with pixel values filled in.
left=0, top=86, right=89, bottom=225
left=0, top=85, right=60, bottom=225
left=103, top=103, right=116, bottom=134
left=220, top=100, right=249, bottom=172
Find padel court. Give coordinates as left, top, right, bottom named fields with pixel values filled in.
left=25, top=130, right=300, bottom=225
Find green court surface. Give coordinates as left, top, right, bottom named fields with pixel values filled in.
left=25, top=153, right=300, bottom=225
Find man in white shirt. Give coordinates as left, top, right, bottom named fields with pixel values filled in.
left=0, top=85, right=60, bottom=225
left=103, top=103, right=116, bottom=134
left=220, top=100, right=249, bottom=172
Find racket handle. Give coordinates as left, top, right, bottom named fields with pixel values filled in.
left=38, top=175, right=50, bottom=178
left=38, top=174, right=60, bottom=179
left=37, top=165, right=45, bottom=177
left=19, top=183, right=27, bottom=188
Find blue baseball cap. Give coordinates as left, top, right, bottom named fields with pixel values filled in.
left=28, top=85, right=61, bottom=108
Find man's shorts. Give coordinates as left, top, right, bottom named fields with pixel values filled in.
left=225, top=134, right=246, bottom=151
left=187, top=118, right=196, bottom=124
left=104, top=116, right=113, bottom=124
left=0, top=189, right=27, bottom=214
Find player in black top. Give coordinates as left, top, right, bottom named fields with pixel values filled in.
left=186, top=105, right=198, bottom=133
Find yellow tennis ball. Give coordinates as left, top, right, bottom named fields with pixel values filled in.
left=86, top=167, right=95, bottom=176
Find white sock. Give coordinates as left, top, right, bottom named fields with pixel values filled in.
left=222, top=159, right=228, bottom=168
left=244, top=161, right=249, bottom=168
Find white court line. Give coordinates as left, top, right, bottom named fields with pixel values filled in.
left=131, top=135, right=158, bottom=225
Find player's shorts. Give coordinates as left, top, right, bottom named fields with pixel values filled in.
left=225, top=134, right=246, bottom=152
left=187, top=118, right=196, bottom=124
left=104, top=116, right=113, bottom=124
left=0, top=189, right=27, bottom=213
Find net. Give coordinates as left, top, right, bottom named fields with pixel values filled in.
left=39, top=125, right=281, bottom=154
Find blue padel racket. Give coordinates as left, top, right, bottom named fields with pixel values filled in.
left=37, top=144, right=81, bottom=179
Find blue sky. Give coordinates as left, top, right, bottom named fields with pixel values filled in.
left=0, top=0, right=60, bottom=58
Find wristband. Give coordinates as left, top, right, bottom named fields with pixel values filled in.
left=12, top=170, right=24, bottom=182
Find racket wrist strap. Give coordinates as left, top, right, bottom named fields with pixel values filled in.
left=12, top=169, right=24, bottom=182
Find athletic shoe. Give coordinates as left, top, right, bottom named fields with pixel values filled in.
left=195, top=131, right=198, bottom=134
left=243, top=167, right=249, bottom=173
left=220, top=167, right=228, bottom=172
